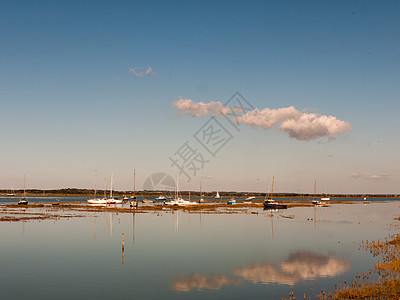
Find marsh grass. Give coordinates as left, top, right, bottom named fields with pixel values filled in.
left=315, top=223, right=400, bottom=299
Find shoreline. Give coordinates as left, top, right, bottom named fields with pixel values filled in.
left=1, top=192, right=399, bottom=198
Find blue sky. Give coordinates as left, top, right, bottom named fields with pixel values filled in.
left=1, top=1, right=399, bottom=194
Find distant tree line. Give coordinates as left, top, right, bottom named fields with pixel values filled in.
left=1, top=188, right=398, bottom=198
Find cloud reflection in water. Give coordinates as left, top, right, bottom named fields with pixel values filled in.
left=234, top=251, right=350, bottom=286
left=172, top=273, right=242, bottom=292
left=172, top=251, right=350, bottom=291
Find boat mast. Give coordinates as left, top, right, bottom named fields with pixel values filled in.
left=110, top=173, right=114, bottom=198
left=271, top=176, right=274, bottom=199
left=200, top=177, right=203, bottom=199
left=314, top=180, right=317, bottom=198
left=104, top=178, right=107, bottom=199
left=133, top=169, right=136, bottom=197
left=175, top=175, right=178, bottom=200
left=23, top=174, right=26, bottom=199
left=264, top=178, right=268, bottom=200
left=94, top=169, right=97, bottom=198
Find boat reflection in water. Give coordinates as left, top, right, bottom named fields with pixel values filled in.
left=172, top=251, right=350, bottom=291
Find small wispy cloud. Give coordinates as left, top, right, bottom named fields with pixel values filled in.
left=172, top=99, right=352, bottom=141
left=368, top=174, right=389, bottom=180
left=351, top=173, right=390, bottom=180
left=129, top=66, right=156, bottom=77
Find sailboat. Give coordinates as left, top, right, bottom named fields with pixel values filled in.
left=199, top=177, right=204, bottom=203
left=87, top=170, right=107, bottom=204
left=263, top=176, right=287, bottom=209
left=130, top=169, right=138, bottom=207
left=164, top=176, right=197, bottom=206
left=18, top=175, right=28, bottom=205
left=7, top=186, right=15, bottom=197
left=106, top=173, right=122, bottom=204
left=312, top=181, right=326, bottom=206
left=130, top=169, right=137, bottom=200
left=321, top=187, right=330, bottom=201
left=215, top=191, right=220, bottom=199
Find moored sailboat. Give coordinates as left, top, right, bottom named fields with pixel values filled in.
left=87, top=170, right=107, bottom=204
left=321, top=187, right=330, bottom=201
left=106, top=173, right=122, bottom=204
left=7, top=186, right=15, bottom=197
left=263, top=177, right=287, bottom=209
left=199, top=177, right=204, bottom=203
left=164, top=176, right=197, bottom=206
left=18, top=175, right=28, bottom=205
left=130, top=169, right=137, bottom=201
left=312, top=181, right=326, bottom=206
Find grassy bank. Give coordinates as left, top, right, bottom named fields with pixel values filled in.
left=314, top=217, right=400, bottom=299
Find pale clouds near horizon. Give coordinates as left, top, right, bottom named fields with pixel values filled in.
left=172, top=98, right=352, bottom=141
left=129, top=66, right=155, bottom=77
left=351, top=173, right=390, bottom=180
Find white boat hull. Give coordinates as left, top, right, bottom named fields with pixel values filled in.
left=87, top=198, right=107, bottom=204
left=164, top=198, right=198, bottom=206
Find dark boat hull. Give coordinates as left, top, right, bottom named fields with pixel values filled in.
left=263, top=203, right=287, bottom=209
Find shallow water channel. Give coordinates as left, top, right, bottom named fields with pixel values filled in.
left=1, top=200, right=399, bottom=299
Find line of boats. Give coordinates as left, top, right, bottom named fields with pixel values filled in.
left=10, top=173, right=331, bottom=210
left=87, top=171, right=138, bottom=206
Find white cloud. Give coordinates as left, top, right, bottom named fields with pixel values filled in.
left=234, top=106, right=301, bottom=129
left=144, top=67, right=155, bottom=75
left=172, top=98, right=244, bottom=118
left=278, top=113, right=352, bottom=141
left=368, top=174, right=389, bottom=180
left=351, top=173, right=390, bottom=180
left=172, top=99, right=352, bottom=141
left=129, top=66, right=156, bottom=77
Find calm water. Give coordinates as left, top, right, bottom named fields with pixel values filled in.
left=0, top=199, right=399, bottom=299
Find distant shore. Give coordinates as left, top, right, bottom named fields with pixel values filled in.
left=1, top=188, right=399, bottom=198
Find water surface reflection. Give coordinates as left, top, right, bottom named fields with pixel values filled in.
left=1, top=200, right=398, bottom=299
left=173, top=251, right=350, bottom=291
left=234, top=251, right=350, bottom=286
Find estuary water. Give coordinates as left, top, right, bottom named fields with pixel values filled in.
left=0, top=199, right=399, bottom=299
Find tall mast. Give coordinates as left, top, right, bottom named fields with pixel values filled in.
left=94, top=169, right=97, bottom=198
left=265, top=177, right=272, bottom=200
left=175, top=175, right=178, bottom=199
left=189, top=177, right=191, bottom=201
left=264, top=178, right=268, bottom=200
left=110, top=172, right=114, bottom=198
left=23, top=174, right=26, bottom=198
left=104, top=178, right=107, bottom=198
left=200, top=177, right=203, bottom=199
left=133, top=169, right=136, bottom=197
left=271, top=176, right=274, bottom=199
